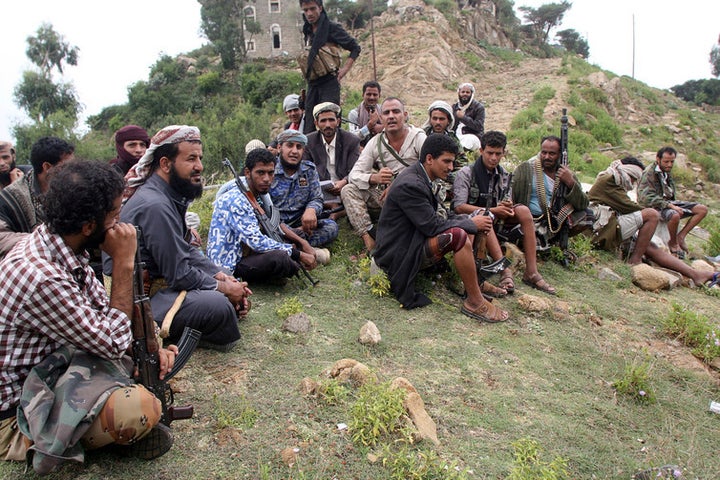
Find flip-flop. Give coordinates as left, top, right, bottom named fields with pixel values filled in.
left=461, top=300, right=508, bottom=323
left=670, top=249, right=686, bottom=260
left=707, top=272, right=720, bottom=289
left=522, top=274, right=557, bottom=295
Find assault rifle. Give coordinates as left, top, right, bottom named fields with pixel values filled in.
left=132, top=227, right=201, bottom=426
left=550, top=108, right=572, bottom=266
left=473, top=173, right=512, bottom=283
left=222, top=158, right=318, bottom=286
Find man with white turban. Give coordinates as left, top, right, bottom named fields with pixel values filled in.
left=451, top=82, right=485, bottom=151
left=110, top=125, right=251, bottom=352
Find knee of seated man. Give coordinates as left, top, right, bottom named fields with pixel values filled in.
left=90, top=384, right=161, bottom=447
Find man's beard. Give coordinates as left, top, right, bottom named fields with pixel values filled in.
left=280, top=156, right=299, bottom=174
left=85, top=224, right=107, bottom=251
left=459, top=96, right=470, bottom=106
left=0, top=160, right=16, bottom=185
left=169, top=164, right=204, bottom=199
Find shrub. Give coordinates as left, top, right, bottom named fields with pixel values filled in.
left=349, top=381, right=410, bottom=447
left=507, top=437, right=570, bottom=480
left=276, top=296, right=303, bottom=319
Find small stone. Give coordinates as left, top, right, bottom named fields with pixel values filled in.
left=517, top=294, right=552, bottom=312
left=282, top=312, right=311, bottom=333
left=359, top=321, right=381, bottom=345
left=598, top=267, right=622, bottom=281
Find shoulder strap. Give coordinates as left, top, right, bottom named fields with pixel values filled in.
left=379, top=133, right=410, bottom=168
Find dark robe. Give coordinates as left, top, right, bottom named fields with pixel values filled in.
left=303, top=129, right=360, bottom=181
left=374, top=161, right=477, bottom=309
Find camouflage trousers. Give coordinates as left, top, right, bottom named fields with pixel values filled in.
left=340, top=183, right=385, bottom=236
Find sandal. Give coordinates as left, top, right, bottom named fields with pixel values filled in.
left=481, top=281, right=507, bottom=298
left=498, top=270, right=515, bottom=294
left=707, top=272, right=720, bottom=289
left=461, top=300, right=509, bottom=323
left=522, top=273, right=557, bottom=295
left=670, top=249, right=686, bottom=260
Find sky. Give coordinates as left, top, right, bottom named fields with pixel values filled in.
left=1, top=0, right=719, bottom=143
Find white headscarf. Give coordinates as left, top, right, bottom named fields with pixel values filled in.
left=423, top=100, right=455, bottom=133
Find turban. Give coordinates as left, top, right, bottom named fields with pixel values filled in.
left=313, top=102, right=341, bottom=119
left=283, top=94, right=301, bottom=112
left=114, top=125, right=150, bottom=163
left=245, top=139, right=267, bottom=154
left=0, top=141, right=14, bottom=156
left=125, top=125, right=201, bottom=190
left=457, top=82, right=475, bottom=93
left=276, top=129, right=307, bottom=146
left=427, top=101, right=454, bottom=124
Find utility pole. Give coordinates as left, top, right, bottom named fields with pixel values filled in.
left=632, top=14, right=635, bottom=80
left=370, top=0, right=377, bottom=80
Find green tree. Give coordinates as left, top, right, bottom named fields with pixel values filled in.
left=519, top=1, right=572, bottom=44
left=13, top=23, right=80, bottom=124
left=710, top=34, right=720, bottom=77
left=556, top=28, right=588, bottom=58
left=324, top=0, right=388, bottom=30
left=199, top=0, right=261, bottom=69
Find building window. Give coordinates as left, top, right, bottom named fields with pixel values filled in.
left=271, top=24, right=281, bottom=50
left=269, top=0, right=280, bottom=13
left=244, top=6, right=256, bottom=24
left=246, top=40, right=256, bottom=52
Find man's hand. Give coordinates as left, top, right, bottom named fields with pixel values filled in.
left=216, top=273, right=253, bottom=308
left=299, top=251, right=318, bottom=270
left=8, top=168, right=23, bottom=184
left=370, top=167, right=394, bottom=186
left=491, top=201, right=515, bottom=219
left=368, top=110, right=383, bottom=134
left=471, top=214, right=494, bottom=233
left=301, top=208, right=317, bottom=234
left=157, top=345, right=178, bottom=380
left=455, top=110, right=465, bottom=120
left=328, top=179, right=347, bottom=196
left=556, top=165, right=575, bottom=188
left=101, top=223, right=137, bottom=269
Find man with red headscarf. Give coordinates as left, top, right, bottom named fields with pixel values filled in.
left=109, top=125, right=150, bottom=175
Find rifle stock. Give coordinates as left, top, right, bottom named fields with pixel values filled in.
left=222, top=158, right=318, bottom=286
left=132, top=227, right=200, bottom=425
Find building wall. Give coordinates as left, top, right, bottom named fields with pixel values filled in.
left=244, top=0, right=304, bottom=59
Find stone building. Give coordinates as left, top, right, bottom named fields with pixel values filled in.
left=243, top=0, right=304, bottom=59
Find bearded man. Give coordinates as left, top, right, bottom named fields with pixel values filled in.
left=451, top=82, right=485, bottom=151
left=112, top=125, right=251, bottom=352
left=0, top=141, right=24, bottom=189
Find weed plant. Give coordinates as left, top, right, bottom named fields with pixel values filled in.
left=612, top=357, right=656, bottom=405
left=349, top=381, right=411, bottom=447
left=662, top=303, right=720, bottom=363
left=275, top=296, right=303, bottom=319
left=507, top=438, right=569, bottom=480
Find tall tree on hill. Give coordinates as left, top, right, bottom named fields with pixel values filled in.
left=519, top=1, right=571, bottom=45
left=556, top=28, right=588, bottom=58
left=200, top=0, right=261, bottom=69
left=710, top=34, right=720, bottom=77
left=13, top=23, right=80, bottom=124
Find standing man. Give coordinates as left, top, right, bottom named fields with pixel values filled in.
left=208, top=148, right=318, bottom=284
left=374, top=134, right=508, bottom=322
left=299, top=0, right=361, bottom=134
left=453, top=131, right=556, bottom=295
left=270, top=129, right=338, bottom=247
left=511, top=135, right=590, bottom=247
left=452, top=82, right=485, bottom=151
left=637, top=146, right=708, bottom=257
left=117, top=125, right=250, bottom=352
left=109, top=124, right=151, bottom=175
left=347, top=81, right=383, bottom=146
left=0, top=161, right=178, bottom=469
left=0, top=137, right=75, bottom=258
left=303, top=102, right=361, bottom=219
left=341, top=97, right=427, bottom=251
left=0, top=141, right=23, bottom=189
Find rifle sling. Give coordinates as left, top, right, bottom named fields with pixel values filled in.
left=377, top=133, right=411, bottom=169
left=534, top=158, right=572, bottom=234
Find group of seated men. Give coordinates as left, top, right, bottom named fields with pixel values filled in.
left=0, top=82, right=715, bottom=469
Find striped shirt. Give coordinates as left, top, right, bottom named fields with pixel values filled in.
left=0, top=224, right=131, bottom=413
